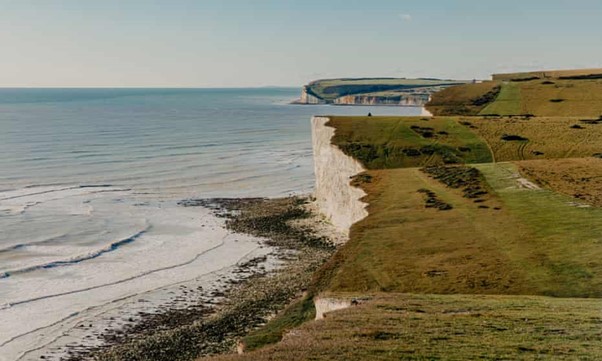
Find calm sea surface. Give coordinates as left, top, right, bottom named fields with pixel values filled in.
left=0, top=88, right=420, bottom=360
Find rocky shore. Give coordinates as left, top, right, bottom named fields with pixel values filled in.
left=62, top=196, right=339, bottom=361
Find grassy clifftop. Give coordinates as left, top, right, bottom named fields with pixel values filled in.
left=211, top=293, right=602, bottom=361
left=203, top=72, right=602, bottom=360
left=204, top=114, right=602, bottom=360
left=492, top=68, right=602, bottom=81
left=327, top=116, right=492, bottom=168
left=323, top=116, right=602, bottom=297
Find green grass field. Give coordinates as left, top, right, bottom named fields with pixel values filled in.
left=320, top=162, right=602, bottom=297
left=477, top=162, right=602, bottom=297
left=479, top=82, right=521, bottom=115
left=427, top=77, right=602, bottom=117
left=210, top=293, right=602, bottom=361
left=469, top=116, right=602, bottom=161
left=424, top=81, right=501, bottom=115
left=327, top=116, right=493, bottom=168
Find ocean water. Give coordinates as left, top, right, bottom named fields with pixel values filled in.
left=0, top=88, right=421, bottom=360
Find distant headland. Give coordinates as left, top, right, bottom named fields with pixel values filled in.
left=293, top=77, right=471, bottom=106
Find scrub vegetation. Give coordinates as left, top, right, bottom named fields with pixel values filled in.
left=327, top=116, right=493, bottom=168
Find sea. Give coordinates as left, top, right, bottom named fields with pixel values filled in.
left=0, top=88, right=421, bottom=360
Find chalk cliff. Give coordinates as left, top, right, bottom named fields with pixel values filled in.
left=298, top=86, right=325, bottom=104
left=333, top=93, right=430, bottom=106
left=311, top=116, right=368, bottom=237
left=314, top=297, right=352, bottom=320
left=295, top=78, right=468, bottom=105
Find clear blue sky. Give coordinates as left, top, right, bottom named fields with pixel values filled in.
left=1, top=0, right=601, bottom=87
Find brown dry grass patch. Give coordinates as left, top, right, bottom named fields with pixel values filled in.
left=468, top=116, right=602, bottom=161
left=518, top=157, right=602, bottom=207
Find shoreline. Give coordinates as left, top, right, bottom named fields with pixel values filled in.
left=2, top=201, right=279, bottom=361
left=60, top=196, right=340, bottom=361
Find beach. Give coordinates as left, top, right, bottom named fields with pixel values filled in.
left=89, top=196, right=338, bottom=360
left=0, top=88, right=420, bottom=360
left=1, top=201, right=277, bottom=360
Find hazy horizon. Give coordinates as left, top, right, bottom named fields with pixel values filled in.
left=2, top=0, right=602, bottom=87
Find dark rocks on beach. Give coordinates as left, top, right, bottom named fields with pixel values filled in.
left=76, top=196, right=336, bottom=361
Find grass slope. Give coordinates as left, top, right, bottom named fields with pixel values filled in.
left=200, top=114, right=602, bottom=360
left=209, top=293, right=602, bottom=361
left=327, top=116, right=493, bottom=168
left=518, top=157, right=602, bottom=207
left=425, top=81, right=501, bottom=115
left=325, top=163, right=602, bottom=297
left=477, top=162, right=602, bottom=297
left=479, top=82, right=521, bottom=115
left=428, top=77, right=602, bottom=117
left=469, top=116, right=602, bottom=161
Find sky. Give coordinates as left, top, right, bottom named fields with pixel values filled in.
left=1, top=0, right=602, bottom=87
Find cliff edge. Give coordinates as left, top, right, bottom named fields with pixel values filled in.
left=311, top=116, right=368, bottom=236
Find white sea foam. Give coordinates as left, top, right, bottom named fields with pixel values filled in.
left=0, top=192, right=272, bottom=361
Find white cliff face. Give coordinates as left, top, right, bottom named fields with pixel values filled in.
left=314, top=297, right=352, bottom=320
left=311, top=116, right=368, bottom=238
left=421, top=95, right=434, bottom=116
left=333, top=94, right=430, bottom=106
left=299, top=87, right=325, bottom=104
left=420, top=107, right=433, bottom=116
